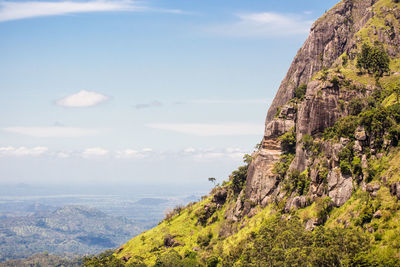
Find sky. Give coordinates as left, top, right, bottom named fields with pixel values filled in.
left=0, top=0, right=339, bottom=187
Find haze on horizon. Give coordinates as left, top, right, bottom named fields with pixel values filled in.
left=0, top=0, right=339, bottom=186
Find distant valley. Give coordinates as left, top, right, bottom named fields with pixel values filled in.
left=0, top=184, right=205, bottom=262
left=0, top=205, right=140, bottom=262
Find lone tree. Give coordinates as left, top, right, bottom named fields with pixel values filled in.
left=356, top=42, right=390, bottom=77
left=208, top=177, right=217, bottom=186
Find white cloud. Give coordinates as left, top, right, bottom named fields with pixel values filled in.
left=0, top=145, right=248, bottom=161
left=57, top=90, right=108, bottom=107
left=146, top=123, right=263, bottom=136
left=209, top=12, right=312, bottom=37
left=116, top=149, right=141, bottom=159
left=0, top=0, right=143, bottom=22
left=183, top=147, right=196, bottom=153
left=115, top=148, right=153, bottom=159
left=0, top=146, right=48, bottom=156
left=4, top=126, right=99, bottom=138
left=82, top=147, right=109, bottom=158
left=57, top=152, right=70, bottom=158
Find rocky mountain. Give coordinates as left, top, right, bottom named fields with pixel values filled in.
left=0, top=205, right=141, bottom=262
left=84, top=0, right=400, bottom=266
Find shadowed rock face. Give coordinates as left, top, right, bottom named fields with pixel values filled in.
left=265, top=0, right=376, bottom=124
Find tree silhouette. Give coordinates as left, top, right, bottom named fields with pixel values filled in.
left=208, top=177, right=217, bottom=186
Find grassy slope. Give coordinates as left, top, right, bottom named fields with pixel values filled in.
left=117, top=0, right=400, bottom=265
left=117, top=194, right=275, bottom=265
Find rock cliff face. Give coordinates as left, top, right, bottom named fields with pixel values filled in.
left=232, top=0, right=393, bottom=218
left=266, top=0, right=376, bottom=123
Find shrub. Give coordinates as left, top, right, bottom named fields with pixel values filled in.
left=279, top=130, right=296, bottom=154
left=331, top=76, right=340, bottom=89
left=301, top=134, right=313, bottom=151
left=184, top=250, right=197, bottom=259
left=285, top=170, right=310, bottom=195
left=388, top=125, right=400, bottom=146
left=339, top=144, right=354, bottom=176
left=197, top=232, right=213, bottom=248
left=273, top=154, right=295, bottom=180
left=164, top=205, right=185, bottom=222
left=356, top=42, right=390, bottom=77
left=342, top=53, right=349, bottom=66
left=195, top=203, right=216, bottom=226
left=323, top=116, right=359, bottom=140
left=294, top=84, right=307, bottom=100
left=206, top=256, right=219, bottom=267
left=230, top=165, right=248, bottom=194
left=321, top=67, right=329, bottom=81
left=229, top=155, right=252, bottom=194
left=316, top=197, right=333, bottom=223
left=354, top=204, right=373, bottom=226
left=154, top=250, right=182, bottom=267
left=352, top=156, right=362, bottom=177
left=340, top=161, right=352, bottom=176
left=348, top=97, right=364, bottom=115
left=388, top=103, right=400, bottom=123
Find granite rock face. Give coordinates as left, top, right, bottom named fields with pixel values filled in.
left=266, top=0, right=376, bottom=124
left=230, top=0, right=388, bottom=218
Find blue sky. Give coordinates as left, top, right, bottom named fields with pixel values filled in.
left=0, top=0, right=339, bottom=187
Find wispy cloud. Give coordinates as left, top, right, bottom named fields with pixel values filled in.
left=0, top=0, right=188, bottom=22
left=0, top=146, right=48, bottom=156
left=146, top=123, right=263, bottom=136
left=57, top=90, right=108, bottom=107
left=57, top=152, right=70, bottom=158
left=3, top=126, right=99, bottom=138
left=208, top=12, right=312, bottom=38
left=115, top=148, right=153, bottom=159
left=0, top=146, right=249, bottom=162
left=133, top=101, right=163, bottom=109
left=82, top=147, right=109, bottom=158
left=0, top=0, right=144, bottom=22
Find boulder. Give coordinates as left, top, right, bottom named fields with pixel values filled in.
left=354, top=140, right=363, bottom=153
left=163, top=235, right=183, bottom=247
left=288, top=196, right=307, bottom=211
left=373, top=210, right=383, bottom=219
left=212, top=188, right=227, bottom=205
left=121, top=256, right=132, bottom=262
left=305, top=218, right=319, bottom=231
left=390, top=182, right=400, bottom=200
left=327, top=168, right=353, bottom=207
left=366, top=183, right=381, bottom=193
left=355, top=126, right=367, bottom=141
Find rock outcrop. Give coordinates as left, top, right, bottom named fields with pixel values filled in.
left=266, top=0, right=376, bottom=123
left=231, top=0, right=394, bottom=217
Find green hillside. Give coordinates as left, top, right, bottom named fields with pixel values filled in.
left=84, top=0, right=400, bottom=266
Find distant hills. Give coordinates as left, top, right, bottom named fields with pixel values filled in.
left=0, top=253, right=81, bottom=267
left=0, top=205, right=141, bottom=262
